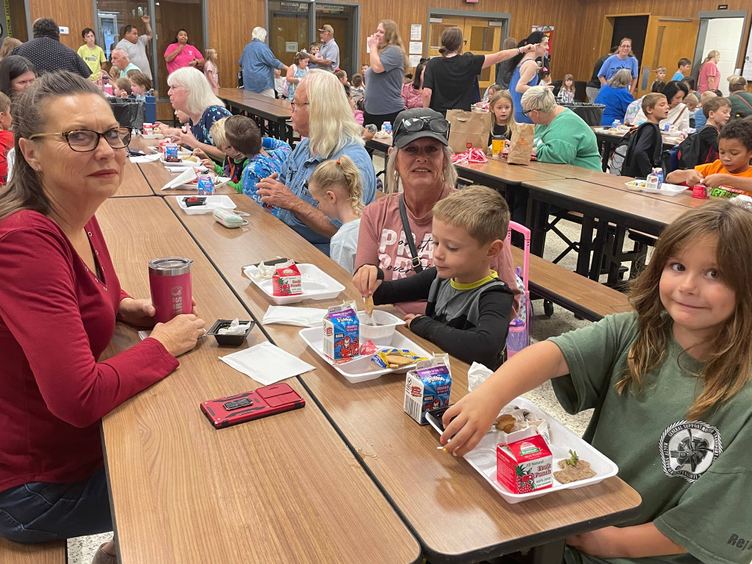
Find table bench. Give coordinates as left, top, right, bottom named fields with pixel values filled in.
left=0, top=538, right=67, bottom=564
left=511, top=247, right=633, bottom=321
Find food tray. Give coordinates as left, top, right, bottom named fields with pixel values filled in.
left=428, top=396, right=619, bottom=503
left=625, top=179, right=687, bottom=196
left=243, top=263, right=344, bottom=305
left=175, top=195, right=236, bottom=215
left=141, top=133, right=164, bottom=140
left=160, top=155, right=200, bottom=167
left=299, top=327, right=432, bottom=383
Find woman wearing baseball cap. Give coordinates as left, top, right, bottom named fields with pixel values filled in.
left=353, top=107, right=518, bottom=314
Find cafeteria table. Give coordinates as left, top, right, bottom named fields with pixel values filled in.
left=219, top=88, right=293, bottom=145
left=96, top=196, right=421, bottom=563
left=164, top=193, right=643, bottom=563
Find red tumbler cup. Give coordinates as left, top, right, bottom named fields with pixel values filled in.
left=149, top=257, right=193, bottom=323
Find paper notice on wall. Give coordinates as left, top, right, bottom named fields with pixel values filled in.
left=409, top=41, right=422, bottom=55
left=409, top=54, right=422, bottom=69
left=285, top=42, right=298, bottom=53
left=410, top=24, right=422, bottom=41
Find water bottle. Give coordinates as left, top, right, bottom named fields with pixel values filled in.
left=197, top=173, right=215, bottom=195
left=381, top=121, right=392, bottom=135
left=611, top=119, right=621, bottom=129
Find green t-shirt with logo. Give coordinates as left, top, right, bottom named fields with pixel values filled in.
left=550, top=313, right=752, bottom=564
left=77, top=44, right=106, bottom=81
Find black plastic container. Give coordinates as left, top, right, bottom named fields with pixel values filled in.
left=206, top=319, right=254, bottom=346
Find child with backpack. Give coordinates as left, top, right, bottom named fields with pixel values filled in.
left=620, top=93, right=668, bottom=177
left=666, top=119, right=752, bottom=194
left=670, top=97, right=731, bottom=172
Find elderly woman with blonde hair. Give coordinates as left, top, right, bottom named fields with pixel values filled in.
left=255, top=69, right=376, bottom=253
left=157, top=66, right=231, bottom=160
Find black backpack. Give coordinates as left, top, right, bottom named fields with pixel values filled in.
left=606, top=127, right=639, bottom=175
left=674, top=128, right=718, bottom=170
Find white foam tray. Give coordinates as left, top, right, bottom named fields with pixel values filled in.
left=175, top=195, right=236, bottom=215
left=299, top=326, right=432, bottom=383
left=243, top=263, right=345, bottom=305
left=625, top=179, right=687, bottom=196
left=428, top=396, right=619, bottom=504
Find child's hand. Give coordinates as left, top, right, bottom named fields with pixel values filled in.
left=702, top=173, right=730, bottom=188
left=403, top=313, right=421, bottom=328
left=683, top=170, right=704, bottom=186
left=352, top=265, right=381, bottom=297
left=200, top=158, right=214, bottom=169
left=440, top=388, right=505, bottom=457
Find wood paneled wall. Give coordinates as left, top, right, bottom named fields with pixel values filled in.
left=25, top=0, right=751, bottom=88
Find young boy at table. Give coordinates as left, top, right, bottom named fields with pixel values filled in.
left=666, top=119, right=752, bottom=194
left=0, top=92, right=12, bottom=185
left=679, top=96, right=731, bottom=169
left=197, top=117, right=247, bottom=193
left=622, top=93, right=668, bottom=178
left=359, top=186, right=514, bottom=370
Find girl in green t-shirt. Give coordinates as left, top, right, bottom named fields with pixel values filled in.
left=440, top=200, right=752, bottom=564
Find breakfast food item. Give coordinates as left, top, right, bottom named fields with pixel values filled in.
left=495, top=414, right=517, bottom=433
left=494, top=405, right=552, bottom=445
left=372, top=348, right=428, bottom=370
left=404, top=356, right=452, bottom=425
left=323, top=302, right=360, bottom=362
left=496, top=434, right=553, bottom=494
left=553, top=450, right=596, bottom=484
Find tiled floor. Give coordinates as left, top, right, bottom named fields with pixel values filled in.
left=67, top=211, right=601, bottom=563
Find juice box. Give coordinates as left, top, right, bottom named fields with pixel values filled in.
left=496, top=434, right=553, bottom=494
left=271, top=261, right=302, bottom=296
left=403, top=356, right=452, bottom=425
left=323, top=303, right=360, bottom=362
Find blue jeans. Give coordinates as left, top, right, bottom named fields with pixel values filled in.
left=0, top=467, right=112, bottom=543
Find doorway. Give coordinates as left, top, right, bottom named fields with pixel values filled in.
left=427, top=14, right=504, bottom=90
left=694, top=12, right=747, bottom=95
left=638, top=17, right=699, bottom=96
left=6, top=0, right=27, bottom=41
left=610, top=16, right=648, bottom=64
left=269, top=0, right=312, bottom=67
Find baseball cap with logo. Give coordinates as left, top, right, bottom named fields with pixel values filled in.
left=318, top=24, right=334, bottom=34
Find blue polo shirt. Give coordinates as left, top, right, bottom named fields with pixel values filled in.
left=240, top=39, right=283, bottom=93
left=276, top=138, right=376, bottom=254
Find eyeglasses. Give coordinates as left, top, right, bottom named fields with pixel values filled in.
left=29, top=127, right=131, bottom=152
left=290, top=100, right=310, bottom=111
left=521, top=108, right=539, bottom=116
left=393, top=116, right=450, bottom=137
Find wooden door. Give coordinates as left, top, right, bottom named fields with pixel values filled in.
left=637, top=16, right=699, bottom=96
left=427, top=16, right=502, bottom=90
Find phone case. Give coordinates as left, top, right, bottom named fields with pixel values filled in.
left=200, top=383, right=305, bottom=429
left=184, top=196, right=207, bottom=207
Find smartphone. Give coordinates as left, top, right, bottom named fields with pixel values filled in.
left=183, top=196, right=207, bottom=207
left=425, top=406, right=451, bottom=434
left=200, top=383, right=305, bottom=429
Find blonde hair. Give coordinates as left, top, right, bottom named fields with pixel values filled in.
left=305, top=69, right=363, bottom=158
left=621, top=200, right=752, bottom=419
left=433, top=185, right=509, bottom=244
left=704, top=50, right=720, bottom=63
left=700, top=90, right=717, bottom=103
left=608, top=68, right=632, bottom=88
left=561, top=73, right=575, bottom=91
left=309, top=155, right=363, bottom=215
left=167, top=66, right=224, bottom=116
left=209, top=117, right=228, bottom=149
left=728, top=75, right=747, bottom=92
left=641, top=92, right=666, bottom=114
left=205, top=48, right=218, bottom=65
left=520, top=85, right=556, bottom=113
left=0, top=91, right=11, bottom=113
left=0, top=37, right=22, bottom=60
left=488, top=90, right=517, bottom=139
left=379, top=20, right=408, bottom=67
left=385, top=145, right=457, bottom=194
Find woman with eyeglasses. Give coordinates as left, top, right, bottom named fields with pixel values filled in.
left=0, top=71, right=204, bottom=562
left=353, top=107, right=519, bottom=315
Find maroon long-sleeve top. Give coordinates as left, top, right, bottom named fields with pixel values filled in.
left=0, top=210, right=178, bottom=492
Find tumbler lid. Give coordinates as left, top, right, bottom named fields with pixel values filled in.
left=148, top=257, right=192, bottom=276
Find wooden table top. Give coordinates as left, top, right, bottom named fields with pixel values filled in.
left=522, top=177, right=689, bottom=229
left=112, top=160, right=153, bottom=197
left=0, top=538, right=66, bottom=563
left=457, top=158, right=567, bottom=186
left=96, top=197, right=420, bottom=564
left=166, top=194, right=642, bottom=560
left=218, top=88, right=291, bottom=121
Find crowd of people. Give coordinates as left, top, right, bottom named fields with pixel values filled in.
left=0, top=14, right=751, bottom=564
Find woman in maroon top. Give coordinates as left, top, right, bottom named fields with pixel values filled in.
left=0, top=72, right=205, bottom=561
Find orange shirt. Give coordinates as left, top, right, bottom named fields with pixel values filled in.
left=695, top=160, right=752, bottom=194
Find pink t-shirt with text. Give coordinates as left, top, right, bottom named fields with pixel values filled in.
left=165, top=43, right=204, bottom=75
left=355, top=189, right=519, bottom=315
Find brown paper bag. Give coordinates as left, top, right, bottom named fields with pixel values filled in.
left=507, top=124, right=535, bottom=165
left=446, top=109, right=492, bottom=154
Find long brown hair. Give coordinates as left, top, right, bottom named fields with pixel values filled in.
left=378, top=20, right=408, bottom=67
left=620, top=200, right=752, bottom=418
left=0, top=71, right=103, bottom=219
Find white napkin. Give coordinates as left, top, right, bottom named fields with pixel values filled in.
left=262, top=305, right=327, bottom=327
left=220, top=341, right=314, bottom=385
left=162, top=166, right=197, bottom=190
left=129, top=153, right=162, bottom=164
left=467, top=361, right=493, bottom=392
